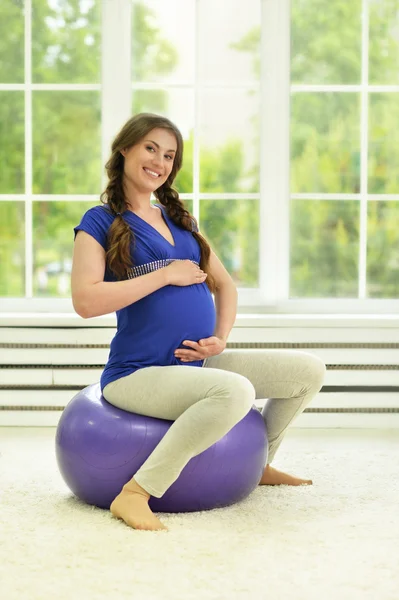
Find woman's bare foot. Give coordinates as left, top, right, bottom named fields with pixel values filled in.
left=259, top=464, right=313, bottom=486
left=110, top=479, right=168, bottom=531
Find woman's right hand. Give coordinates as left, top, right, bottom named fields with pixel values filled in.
left=163, top=260, right=208, bottom=286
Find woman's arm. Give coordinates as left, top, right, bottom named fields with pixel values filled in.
left=71, top=231, right=169, bottom=318
left=213, top=283, right=238, bottom=342
left=208, top=249, right=238, bottom=342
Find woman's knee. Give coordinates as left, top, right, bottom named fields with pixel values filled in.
left=301, top=352, right=326, bottom=392
left=215, top=373, right=256, bottom=419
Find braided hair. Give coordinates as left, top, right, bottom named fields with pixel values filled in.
left=100, top=113, right=217, bottom=293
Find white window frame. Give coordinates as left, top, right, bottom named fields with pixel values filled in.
left=0, top=0, right=398, bottom=315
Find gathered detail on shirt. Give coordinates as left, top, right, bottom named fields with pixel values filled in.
left=126, top=258, right=200, bottom=279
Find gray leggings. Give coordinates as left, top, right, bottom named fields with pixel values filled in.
left=103, top=349, right=326, bottom=498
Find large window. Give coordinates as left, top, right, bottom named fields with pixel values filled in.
left=290, top=0, right=399, bottom=303
left=0, top=0, right=101, bottom=302
left=0, top=0, right=398, bottom=313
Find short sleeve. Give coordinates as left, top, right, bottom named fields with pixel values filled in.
left=74, top=206, right=112, bottom=250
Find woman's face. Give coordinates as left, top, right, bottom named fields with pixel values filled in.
left=121, top=127, right=178, bottom=194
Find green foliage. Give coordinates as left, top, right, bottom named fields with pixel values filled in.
left=291, top=0, right=362, bottom=84
left=289, top=0, right=399, bottom=297
left=31, top=0, right=101, bottom=83
left=132, top=2, right=178, bottom=81
left=32, top=91, right=101, bottom=195
left=290, top=200, right=360, bottom=297
left=0, top=91, right=25, bottom=194
left=369, top=0, right=399, bottom=84
left=367, top=201, right=399, bottom=297
left=0, top=203, right=25, bottom=296
left=0, top=1, right=24, bottom=83
left=368, top=94, right=399, bottom=194
left=234, top=0, right=399, bottom=298
left=200, top=199, right=259, bottom=287
left=1, top=0, right=398, bottom=299
left=175, top=133, right=258, bottom=286
left=32, top=201, right=95, bottom=296
left=291, top=93, right=361, bottom=193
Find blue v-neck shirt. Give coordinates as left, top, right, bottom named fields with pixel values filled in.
left=74, top=203, right=216, bottom=392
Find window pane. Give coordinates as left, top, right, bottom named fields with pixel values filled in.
left=367, top=201, right=399, bottom=298
left=291, top=93, right=360, bottom=194
left=33, top=201, right=95, bottom=297
left=32, top=91, right=101, bottom=194
left=200, top=90, right=259, bottom=194
left=132, top=89, right=194, bottom=192
left=198, top=0, right=260, bottom=83
left=32, top=0, right=101, bottom=83
left=200, top=199, right=259, bottom=287
left=290, top=200, right=359, bottom=298
left=0, top=0, right=24, bottom=83
left=0, top=202, right=25, bottom=297
left=182, top=199, right=193, bottom=215
left=369, top=0, right=399, bottom=84
left=368, top=93, right=399, bottom=194
left=291, top=0, right=361, bottom=84
left=0, top=92, right=25, bottom=193
left=132, top=0, right=194, bottom=83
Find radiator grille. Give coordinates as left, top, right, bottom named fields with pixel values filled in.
left=1, top=341, right=397, bottom=419
left=1, top=342, right=399, bottom=349
left=0, top=405, right=398, bottom=414
left=1, top=364, right=398, bottom=370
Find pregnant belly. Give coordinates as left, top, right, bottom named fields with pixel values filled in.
left=119, top=283, right=217, bottom=364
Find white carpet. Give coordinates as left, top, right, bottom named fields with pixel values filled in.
left=1, top=428, right=398, bottom=600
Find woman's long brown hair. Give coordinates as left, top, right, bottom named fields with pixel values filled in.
left=100, top=113, right=217, bottom=293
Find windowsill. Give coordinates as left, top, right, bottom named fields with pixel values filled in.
left=1, top=312, right=399, bottom=328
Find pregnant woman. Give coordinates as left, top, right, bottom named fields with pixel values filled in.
left=71, top=113, right=325, bottom=532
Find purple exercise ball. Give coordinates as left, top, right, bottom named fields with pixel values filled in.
left=55, top=383, right=268, bottom=513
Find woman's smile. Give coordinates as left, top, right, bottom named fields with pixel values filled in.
left=143, top=167, right=161, bottom=179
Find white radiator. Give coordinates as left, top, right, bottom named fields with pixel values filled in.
left=0, top=316, right=398, bottom=428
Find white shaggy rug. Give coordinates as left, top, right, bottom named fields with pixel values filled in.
left=1, top=428, right=398, bottom=600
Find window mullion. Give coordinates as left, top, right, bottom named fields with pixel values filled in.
left=25, top=0, right=33, bottom=299
left=359, top=0, right=370, bottom=299
left=101, top=0, right=132, bottom=188
left=193, top=0, right=200, bottom=223
left=260, top=0, right=290, bottom=305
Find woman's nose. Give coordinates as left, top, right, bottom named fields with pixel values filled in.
left=152, top=152, right=163, bottom=166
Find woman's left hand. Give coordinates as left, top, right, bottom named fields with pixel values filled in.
left=174, top=336, right=226, bottom=362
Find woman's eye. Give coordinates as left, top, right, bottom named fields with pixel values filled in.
left=146, top=146, right=173, bottom=160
